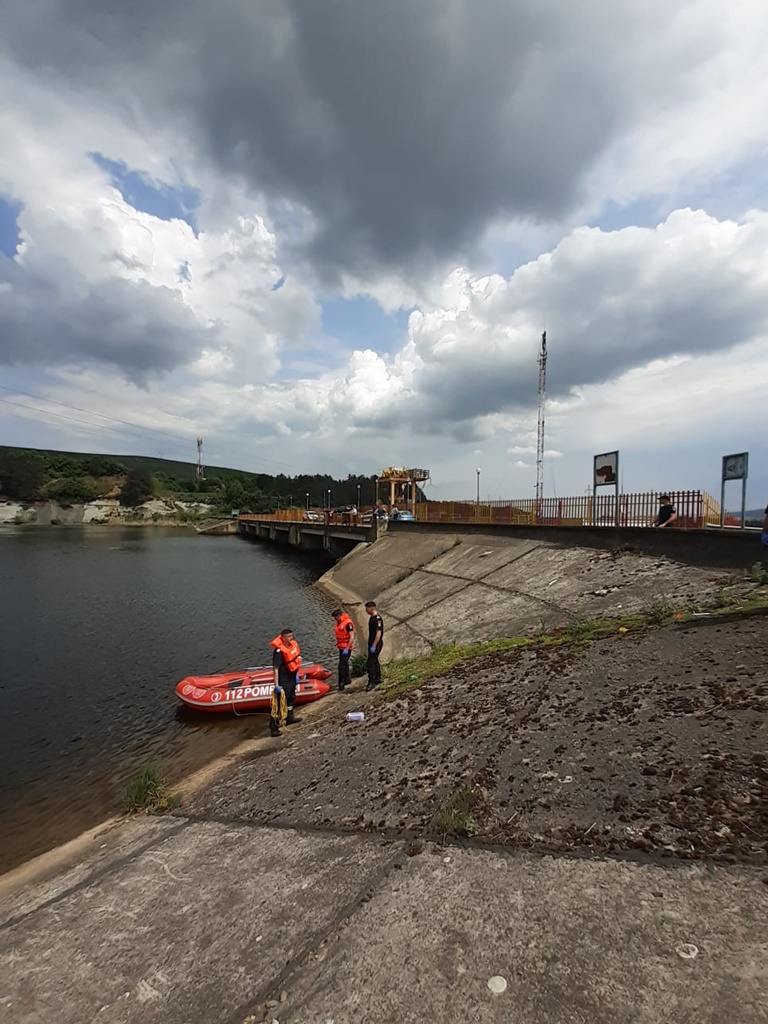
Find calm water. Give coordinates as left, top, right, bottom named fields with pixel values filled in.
left=0, top=527, right=337, bottom=873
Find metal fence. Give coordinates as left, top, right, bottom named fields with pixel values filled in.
left=242, top=490, right=742, bottom=529
left=415, top=491, right=739, bottom=528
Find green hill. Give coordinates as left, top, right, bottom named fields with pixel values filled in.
left=0, top=444, right=379, bottom=512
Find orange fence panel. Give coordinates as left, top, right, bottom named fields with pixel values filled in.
left=415, top=490, right=731, bottom=529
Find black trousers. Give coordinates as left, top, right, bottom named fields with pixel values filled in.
left=271, top=671, right=297, bottom=728
left=367, top=647, right=382, bottom=688
left=338, top=650, right=351, bottom=690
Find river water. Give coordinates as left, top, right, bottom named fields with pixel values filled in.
left=0, top=527, right=338, bottom=873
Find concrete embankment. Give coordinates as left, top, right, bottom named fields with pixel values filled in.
left=319, top=525, right=745, bottom=658
left=2, top=528, right=767, bottom=1024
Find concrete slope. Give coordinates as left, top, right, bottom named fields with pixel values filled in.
left=3, top=805, right=766, bottom=1024
left=321, top=530, right=736, bottom=657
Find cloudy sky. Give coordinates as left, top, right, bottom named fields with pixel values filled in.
left=1, top=0, right=766, bottom=504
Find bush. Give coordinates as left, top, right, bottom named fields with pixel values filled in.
left=119, top=467, right=155, bottom=507
left=43, top=476, right=97, bottom=503
left=86, top=457, right=126, bottom=477
left=0, top=450, right=47, bottom=500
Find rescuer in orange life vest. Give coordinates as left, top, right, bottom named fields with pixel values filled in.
left=332, top=608, right=355, bottom=691
left=269, top=628, right=303, bottom=736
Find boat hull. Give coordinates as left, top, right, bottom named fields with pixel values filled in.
left=175, top=663, right=332, bottom=714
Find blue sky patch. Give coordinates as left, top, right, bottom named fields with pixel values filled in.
left=321, top=294, right=410, bottom=355
left=91, top=153, right=201, bottom=233
left=590, top=196, right=664, bottom=233
left=0, top=195, right=22, bottom=258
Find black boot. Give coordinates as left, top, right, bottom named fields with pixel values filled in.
left=269, top=717, right=281, bottom=737
left=286, top=709, right=302, bottom=725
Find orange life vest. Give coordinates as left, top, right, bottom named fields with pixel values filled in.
left=270, top=634, right=302, bottom=674
left=334, top=613, right=355, bottom=651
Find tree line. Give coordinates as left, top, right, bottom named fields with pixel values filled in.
left=0, top=447, right=380, bottom=512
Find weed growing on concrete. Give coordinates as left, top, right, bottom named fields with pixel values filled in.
left=748, top=561, right=768, bottom=586
left=350, top=653, right=368, bottom=677
left=120, top=766, right=181, bottom=814
left=433, top=784, right=484, bottom=838
left=647, top=598, right=674, bottom=625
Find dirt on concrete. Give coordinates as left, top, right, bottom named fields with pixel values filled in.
left=188, top=616, right=768, bottom=865
left=320, top=530, right=747, bottom=658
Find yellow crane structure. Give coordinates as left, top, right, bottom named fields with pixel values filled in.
left=375, top=466, right=430, bottom=514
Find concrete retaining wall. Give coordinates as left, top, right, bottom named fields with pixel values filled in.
left=391, top=521, right=766, bottom=570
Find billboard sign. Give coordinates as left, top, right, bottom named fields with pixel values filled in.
left=721, top=453, right=748, bottom=481
left=593, top=451, right=619, bottom=488
left=720, top=452, right=749, bottom=529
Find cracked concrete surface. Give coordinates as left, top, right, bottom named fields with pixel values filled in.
left=2, top=816, right=766, bottom=1024
left=321, top=531, right=738, bottom=657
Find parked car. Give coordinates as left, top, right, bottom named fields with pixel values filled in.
left=391, top=510, right=415, bottom=522
left=361, top=508, right=388, bottom=525
left=302, top=510, right=323, bottom=522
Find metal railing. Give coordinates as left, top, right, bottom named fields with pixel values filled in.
left=414, top=491, right=740, bottom=529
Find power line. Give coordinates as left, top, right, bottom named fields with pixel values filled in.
left=0, top=385, right=305, bottom=473
left=0, top=395, right=199, bottom=461
left=0, top=383, right=199, bottom=449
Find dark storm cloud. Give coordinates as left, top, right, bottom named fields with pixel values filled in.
left=1, top=0, right=700, bottom=279
left=0, top=258, right=213, bottom=380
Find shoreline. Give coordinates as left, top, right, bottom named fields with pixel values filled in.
left=1, top=555, right=358, bottom=892
left=0, top=667, right=366, bottom=896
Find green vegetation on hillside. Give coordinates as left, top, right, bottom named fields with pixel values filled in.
left=0, top=444, right=379, bottom=514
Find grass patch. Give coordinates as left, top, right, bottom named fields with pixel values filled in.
left=432, top=784, right=485, bottom=838
left=120, top=766, right=181, bottom=814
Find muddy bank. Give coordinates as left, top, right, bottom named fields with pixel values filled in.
left=188, top=615, right=768, bottom=865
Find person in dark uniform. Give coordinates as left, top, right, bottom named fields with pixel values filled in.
left=269, top=628, right=302, bottom=736
left=332, top=608, right=355, bottom=691
left=364, top=600, right=384, bottom=691
left=654, top=494, right=677, bottom=528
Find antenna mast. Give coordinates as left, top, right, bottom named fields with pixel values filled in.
left=195, top=437, right=205, bottom=482
left=535, top=331, right=547, bottom=517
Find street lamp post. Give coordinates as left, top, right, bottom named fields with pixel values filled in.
left=327, top=488, right=332, bottom=509
left=356, top=484, right=361, bottom=508
left=476, top=467, right=481, bottom=505
left=305, top=492, right=310, bottom=510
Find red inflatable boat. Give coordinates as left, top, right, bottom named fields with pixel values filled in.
left=175, top=663, right=332, bottom=714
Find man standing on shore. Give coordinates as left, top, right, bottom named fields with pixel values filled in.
left=365, top=600, right=384, bottom=691
left=332, top=608, right=355, bottom=691
left=269, top=628, right=302, bottom=736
